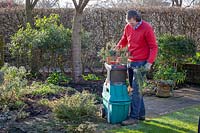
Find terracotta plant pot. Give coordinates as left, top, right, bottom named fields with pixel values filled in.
left=156, top=80, right=172, bottom=98
left=106, top=56, right=121, bottom=65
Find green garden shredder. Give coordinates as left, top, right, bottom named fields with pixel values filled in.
left=101, top=61, right=131, bottom=124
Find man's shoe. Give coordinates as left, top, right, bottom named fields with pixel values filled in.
left=139, top=117, right=145, bottom=121
left=121, top=118, right=138, bottom=126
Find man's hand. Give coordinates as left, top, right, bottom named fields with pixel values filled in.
left=113, top=45, right=120, bottom=51
left=144, top=62, right=152, bottom=71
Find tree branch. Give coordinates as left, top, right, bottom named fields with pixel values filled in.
left=185, top=0, right=196, bottom=7
left=32, top=0, right=39, bottom=8
left=50, top=0, right=59, bottom=7
left=72, top=0, right=78, bottom=9
left=172, top=0, right=175, bottom=6
left=179, top=0, right=182, bottom=6
left=26, top=0, right=31, bottom=7
left=174, top=0, right=178, bottom=6
left=79, top=0, right=89, bottom=11
left=79, top=0, right=83, bottom=6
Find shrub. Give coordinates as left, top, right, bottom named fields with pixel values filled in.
left=27, top=82, right=67, bottom=96
left=53, top=91, right=98, bottom=122
left=153, top=65, right=186, bottom=85
left=187, top=52, right=200, bottom=64
left=158, top=34, right=196, bottom=65
left=9, top=14, right=72, bottom=73
left=154, top=34, right=196, bottom=85
left=47, top=72, right=71, bottom=85
left=82, top=74, right=101, bottom=81
left=0, top=64, right=28, bottom=110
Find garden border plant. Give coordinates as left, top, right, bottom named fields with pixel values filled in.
left=0, top=63, right=29, bottom=110
left=153, top=34, right=196, bottom=96
left=9, top=14, right=72, bottom=74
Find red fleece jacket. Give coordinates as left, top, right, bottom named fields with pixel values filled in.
left=117, top=20, right=158, bottom=64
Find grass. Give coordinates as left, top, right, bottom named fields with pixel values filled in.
left=108, top=105, right=200, bottom=133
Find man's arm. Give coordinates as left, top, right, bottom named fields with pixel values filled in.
left=115, top=26, right=128, bottom=50
left=145, top=27, right=158, bottom=64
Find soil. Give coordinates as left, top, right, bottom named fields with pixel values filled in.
left=0, top=77, right=199, bottom=133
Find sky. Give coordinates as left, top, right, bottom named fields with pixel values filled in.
left=59, top=0, right=195, bottom=8
left=59, top=0, right=98, bottom=8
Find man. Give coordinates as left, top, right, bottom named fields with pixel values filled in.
left=115, top=10, right=158, bottom=125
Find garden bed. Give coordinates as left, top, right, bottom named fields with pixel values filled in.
left=183, top=64, right=200, bottom=85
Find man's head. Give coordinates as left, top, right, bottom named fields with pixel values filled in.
left=126, top=10, right=141, bottom=26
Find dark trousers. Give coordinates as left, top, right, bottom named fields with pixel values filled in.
left=127, top=61, right=146, bottom=119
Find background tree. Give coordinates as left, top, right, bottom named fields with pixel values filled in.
left=71, top=0, right=90, bottom=82
left=172, top=0, right=182, bottom=7
left=25, top=0, right=39, bottom=74
left=36, top=0, right=59, bottom=8
left=25, top=0, right=39, bottom=26
left=171, top=0, right=196, bottom=7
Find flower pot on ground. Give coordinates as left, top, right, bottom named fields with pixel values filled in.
left=155, top=80, right=174, bottom=98
left=153, top=65, right=185, bottom=97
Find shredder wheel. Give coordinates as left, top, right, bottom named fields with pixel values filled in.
left=100, top=106, right=106, bottom=119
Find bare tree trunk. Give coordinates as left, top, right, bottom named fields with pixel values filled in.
left=172, top=0, right=182, bottom=7
left=30, top=49, right=40, bottom=74
left=179, top=0, right=182, bottom=6
left=172, top=0, right=175, bottom=6
left=25, top=7, right=34, bottom=26
left=25, top=0, right=39, bottom=26
left=25, top=0, right=39, bottom=73
left=71, top=0, right=89, bottom=83
left=25, top=0, right=34, bottom=26
left=72, top=11, right=83, bottom=82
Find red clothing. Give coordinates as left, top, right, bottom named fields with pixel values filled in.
left=117, top=20, right=158, bottom=64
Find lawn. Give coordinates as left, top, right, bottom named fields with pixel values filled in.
left=108, top=105, right=200, bottom=133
